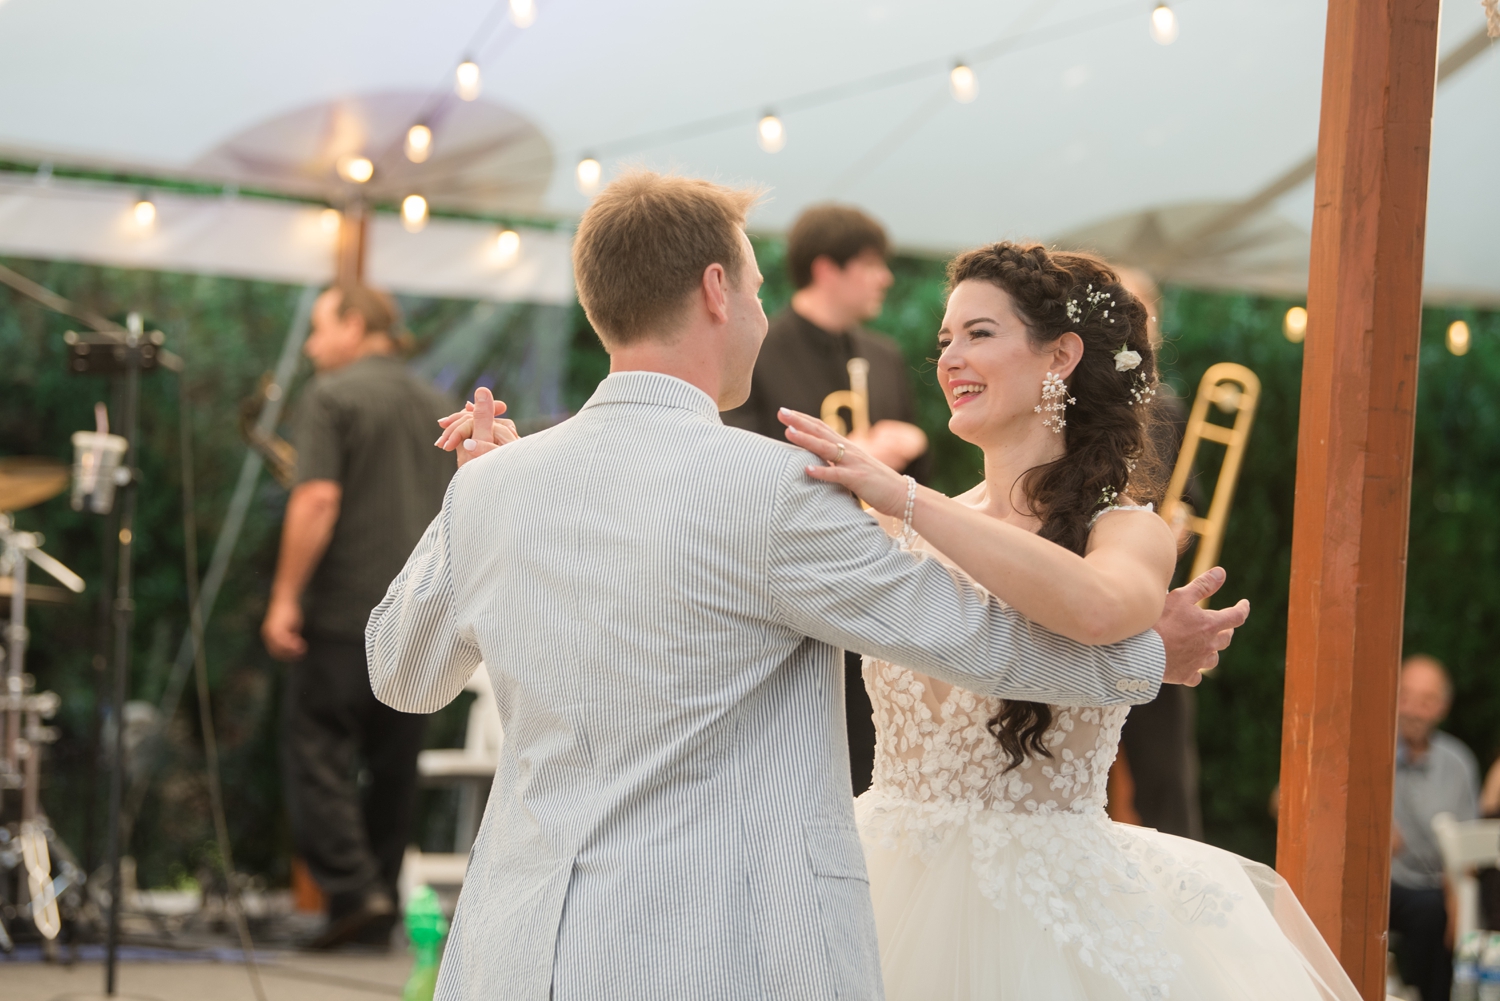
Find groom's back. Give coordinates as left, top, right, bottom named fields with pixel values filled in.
left=438, top=373, right=873, bottom=1000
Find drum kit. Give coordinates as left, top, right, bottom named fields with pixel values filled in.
left=0, top=455, right=91, bottom=951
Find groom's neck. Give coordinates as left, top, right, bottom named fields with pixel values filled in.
left=610, top=335, right=726, bottom=407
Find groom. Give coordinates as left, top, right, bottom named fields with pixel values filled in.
left=367, top=172, right=1247, bottom=1001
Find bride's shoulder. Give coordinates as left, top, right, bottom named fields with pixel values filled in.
left=1085, top=496, right=1175, bottom=558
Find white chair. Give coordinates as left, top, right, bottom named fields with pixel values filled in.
left=400, top=667, right=503, bottom=907
left=1430, top=812, right=1500, bottom=937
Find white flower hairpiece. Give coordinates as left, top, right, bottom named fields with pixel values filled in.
left=1065, top=284, right=1117, bottom=326
left=1114, top=347, right=1142, bottom=372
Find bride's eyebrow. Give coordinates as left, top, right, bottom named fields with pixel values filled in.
left=963, top=317, right=1000, bottom=328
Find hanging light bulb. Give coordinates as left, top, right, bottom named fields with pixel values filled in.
left=402, top=194, right=429, bottom=233
left=1283, top=306, right=1308, bottom=343
left=510, top=0, right=536, bottom=27
left=132, top=195, right=157, bottom=229
left=757, top=112, right=786, bottom=154
left=337, top=155, right=375, bottom=184
left=405, top=124, right=433, bottom=164
left=949, top=63, right=978, bottom=103
left=1447, top=319, right=1471, bottom=356
left=1150, top=3, right=1179, bottom=44
left=576, top=156, right=602, bottom=194
left=494, top=228, right=521, bottom=267
left=455, top=60, right=482, bottom=101
left=319, top=207, right=342, bottom=235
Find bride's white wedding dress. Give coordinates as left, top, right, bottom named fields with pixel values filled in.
left=855, top=532, right=1361, bottom=1001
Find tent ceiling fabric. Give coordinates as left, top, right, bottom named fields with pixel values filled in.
left=0, top=0, right=1493, bottom=302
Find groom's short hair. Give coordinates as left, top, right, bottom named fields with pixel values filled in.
left=573, top=171, right=759, bottom=347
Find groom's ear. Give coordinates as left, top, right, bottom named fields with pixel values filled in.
left=1050, top=332, right=1085, bottom=379
left=701, top=261, right=732, bottom=324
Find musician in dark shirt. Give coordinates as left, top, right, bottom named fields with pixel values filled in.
left=724, top=204, right=928, bottom=792
left=262, top=284, right=455, bottom=948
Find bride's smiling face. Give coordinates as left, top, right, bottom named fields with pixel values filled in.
left=937, top=280, right=1079, bottom=449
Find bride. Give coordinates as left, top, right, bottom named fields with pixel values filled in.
left=779, top=242, right=1359, bottom=1001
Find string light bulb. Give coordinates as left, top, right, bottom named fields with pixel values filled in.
left=1448, top=319, right=1471, bottom=356
left=405, top=124, right=433, bottom=163
left=402, top=194, right=429, bottom=233
left=757, top=112, right=786, bottom=153
left=495, top=228, right=521, bottom=267
left=455, top=60, right=482, bottom=101
left=510, top=0, right=536, bottom=27
left=949, top=63, right=978, bottom=103
left=320, top=208, right=342, bottom=235
left=576, top=156, right=602, bottom=194
left=1150, top=4, right=1179, bottom=44
left=336, top=155, right=374, bottom=184
left=132, top=196, right=157, bottom=229
left=1283, top=306, right=1308, bottom=343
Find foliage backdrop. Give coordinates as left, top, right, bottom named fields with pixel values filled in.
left=2, top=245, right=1497, bottom=885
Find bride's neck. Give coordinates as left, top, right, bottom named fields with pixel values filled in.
left=975, top=428, right=1066, bottom=526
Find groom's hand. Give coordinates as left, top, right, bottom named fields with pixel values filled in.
left=1154, top=567, right=1250, bottom=687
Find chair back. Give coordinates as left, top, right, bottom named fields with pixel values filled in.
left=1431, top=813, right=1500, bottom=937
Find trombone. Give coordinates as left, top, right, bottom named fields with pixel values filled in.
left=821, top=358, right=871, bottom=437
left=1159, top=362, right=1261, bottom=587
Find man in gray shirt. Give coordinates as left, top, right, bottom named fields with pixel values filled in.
left=262, top=284, right=455, bottom=948
left=1389, top=654, right=1479, bottom=1001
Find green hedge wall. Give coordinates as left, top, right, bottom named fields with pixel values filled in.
left=2, top=245, right=1496, bottom=887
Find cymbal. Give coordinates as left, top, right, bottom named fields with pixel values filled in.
left=0, top=576, right=73, bottom=604
left=0, top=457, right=69, bottom=512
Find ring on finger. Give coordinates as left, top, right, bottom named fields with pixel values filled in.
left=834, top=443, right=846, bottom=464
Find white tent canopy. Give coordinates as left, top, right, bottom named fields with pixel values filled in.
left=0, top=0, right=1493, bottom=303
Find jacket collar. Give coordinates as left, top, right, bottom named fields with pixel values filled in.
left=580, top=371, right=722, bottom=423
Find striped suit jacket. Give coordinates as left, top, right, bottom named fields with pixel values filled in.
left=367, top=371, right=1165, bottom=1001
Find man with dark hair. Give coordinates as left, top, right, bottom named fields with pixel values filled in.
left=262, top=283, right=455, bottom=948
left=725, top=203, right=928, bottom=793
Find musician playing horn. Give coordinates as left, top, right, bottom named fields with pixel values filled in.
left=724, top=203, right=928, bottom=795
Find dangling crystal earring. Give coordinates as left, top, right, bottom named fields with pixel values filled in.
left=1035, top=371, right=1075, bottom=433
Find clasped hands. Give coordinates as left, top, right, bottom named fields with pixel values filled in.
left=434, top=387, right=520, bottom=467
left=778, top=407, right=1249, bottom=688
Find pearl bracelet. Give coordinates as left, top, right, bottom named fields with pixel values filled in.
left=898, top=475, right=918, bottom=550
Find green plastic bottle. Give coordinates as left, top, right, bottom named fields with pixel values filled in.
left=401, top=885, right=450, bottom=1001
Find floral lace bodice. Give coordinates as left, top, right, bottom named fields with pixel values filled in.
left=865, top=655, right=1127, bottom=823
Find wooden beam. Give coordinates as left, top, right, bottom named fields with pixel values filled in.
left=1277, top=0, right=1441, bottom=996
left=335, top=201, right=368, bottom=285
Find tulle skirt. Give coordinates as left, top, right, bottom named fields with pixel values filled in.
left=856, top=794, right=1361, bottom=1001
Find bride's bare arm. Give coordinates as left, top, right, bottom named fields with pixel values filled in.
left=781, top=408, right=1175, bottom=645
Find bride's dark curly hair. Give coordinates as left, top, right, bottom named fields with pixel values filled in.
left=944, top=241, right=1166, bottom=770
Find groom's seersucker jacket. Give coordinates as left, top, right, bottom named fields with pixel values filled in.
left=367, top=371, right=1166, bottom=1001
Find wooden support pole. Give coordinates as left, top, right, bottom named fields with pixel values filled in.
left=335, top=201, right=369, bottom=285
left=1277, top=0, right=1441, bottom=996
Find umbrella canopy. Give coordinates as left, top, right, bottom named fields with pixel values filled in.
left=0, top=0, right=1493, bottom=302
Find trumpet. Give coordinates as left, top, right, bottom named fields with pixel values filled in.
left=820, top=358, right=871, bottom=437
left=1158, top=362, right=1261, bottom=589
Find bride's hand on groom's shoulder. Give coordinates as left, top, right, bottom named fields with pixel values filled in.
left=1154, top=567, right=1250, bottom=687
left=434, top=387, right=520, bottom=468
left=778, top=408, right=908, bottom=516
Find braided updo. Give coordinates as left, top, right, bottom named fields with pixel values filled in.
left=945, top=241, right=1166, bottom=769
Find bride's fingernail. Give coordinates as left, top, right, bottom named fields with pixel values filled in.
left=463, top=439, right=476, bottom=451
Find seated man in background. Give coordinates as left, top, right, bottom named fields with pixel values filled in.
left=1390, top=654, right=1478, bottom=1001
left=261, top=284, right=456, bottom=949
left=723, top=203, right=927, bottom=794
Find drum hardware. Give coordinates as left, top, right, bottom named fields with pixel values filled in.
left=0, top=508, right=84, bottom=949
left=820, top=357, right=872, bottom=437
left=1158, top=362, right=1262, bottom=603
